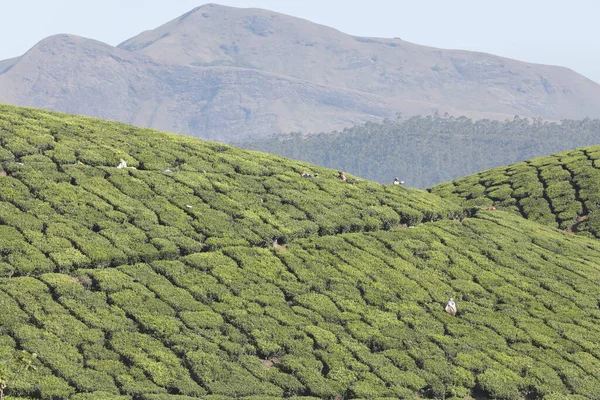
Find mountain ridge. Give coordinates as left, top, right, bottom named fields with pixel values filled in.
left=1, top=4, right=600, bottom=141
left=117, top=3, right=600, bottom=118
left=120, top=3, right=591, bottom=80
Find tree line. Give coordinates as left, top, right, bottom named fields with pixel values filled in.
left=238, top=114, right=600, bottom=188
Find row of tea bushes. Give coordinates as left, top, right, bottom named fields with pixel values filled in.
left=431, top=146, right=600, bottom=237
left=2, top=211, right=599, bottom=399
left=0, top=105, right=464, bottom=277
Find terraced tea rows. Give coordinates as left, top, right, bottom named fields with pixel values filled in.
left=430, top=146, right=600, bottom=238
left=0, top=105, right=462, bottom=277
left=2, top=212, right=600, bottom=399
left=1, top=105, right=600, bottom=400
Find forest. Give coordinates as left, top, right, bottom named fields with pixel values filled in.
left=239, top=114, right=600, bottom=188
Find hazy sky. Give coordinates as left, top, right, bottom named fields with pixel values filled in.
left=2, top=0, right=598, bottom=83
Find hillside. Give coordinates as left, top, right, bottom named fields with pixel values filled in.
left=0, top=104, right=462, bottom=277
left=430, top=145, right=600, bottom=239
left=1, top=105, right=600, bottom=400
left=2, top=4, right=600, bottom=142
left=239, top=114, right=600, bottom=188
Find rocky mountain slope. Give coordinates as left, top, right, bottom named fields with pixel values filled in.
left=0, top=34, right=393, bottom=143
left=1, top=105, right=600, bottom=399
left=1, top=4, right=600, bottom=142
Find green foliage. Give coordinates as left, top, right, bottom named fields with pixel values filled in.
left=0, top=104, right=464, bottom=277
left=431, top=145, right=600, bottom=238
left=476, top=368, right=524, bottom=400
left=3, top=212, right=600, bottom=398
left=239, top=115, right=600, bottom=188
left=1, top=105, right=600, bottom=399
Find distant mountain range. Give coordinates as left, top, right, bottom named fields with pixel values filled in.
left=1, top=3, right=600, bottom=142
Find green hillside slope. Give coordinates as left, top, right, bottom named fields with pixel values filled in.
left=430, top=146, right=600, bottom=238
left=3, top=212, right=600, bottom=400
left=0, top=105, right=461, bottom=277
left=1, top=105, right=600, bottom=400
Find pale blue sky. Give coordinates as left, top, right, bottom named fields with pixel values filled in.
left=2, top=1, right=598, bottom=83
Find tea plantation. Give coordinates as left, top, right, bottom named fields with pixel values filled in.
left=430, top=146, right=600, bottom=239
left=0, top=105, right=468, bottom=277
left=1, top=105, right=600, bottom=400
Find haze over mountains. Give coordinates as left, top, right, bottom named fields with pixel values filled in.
left=1, top=3, right=600, bottom=142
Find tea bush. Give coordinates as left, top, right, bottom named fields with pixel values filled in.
left=0, top=105, right=464, bottom=277
left=431, top=145, right=600, bottom=237
left=2, top=106, right=600, bottom=399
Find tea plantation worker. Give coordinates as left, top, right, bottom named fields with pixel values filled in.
left=117, top=159, right=128, bottom=169
left=393, top=177, right=405, bottom=185
left=301, top=171, right=313, bottom=178
left=0, top=169, right=6, bottom=177
left=338, top=171, right=347, bottom=181
left=445, top=298, right=457, bottom=316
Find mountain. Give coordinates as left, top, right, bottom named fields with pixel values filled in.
left=0, top=34, right=393, bottom=143
left=238, top=114, right=600, bottom=189
left=430, top=144, right=600, bottom=238
left=2, top=105, right=600, bottom=399
left=120, top=4, right=600, bottom=120
left=2, top=4, right=600, bottom=142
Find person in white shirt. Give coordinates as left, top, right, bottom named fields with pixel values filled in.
left=445, top=298, right=457, bottom=316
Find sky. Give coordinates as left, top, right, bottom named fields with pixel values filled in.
left=1, top=0, right=598, bottom=83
